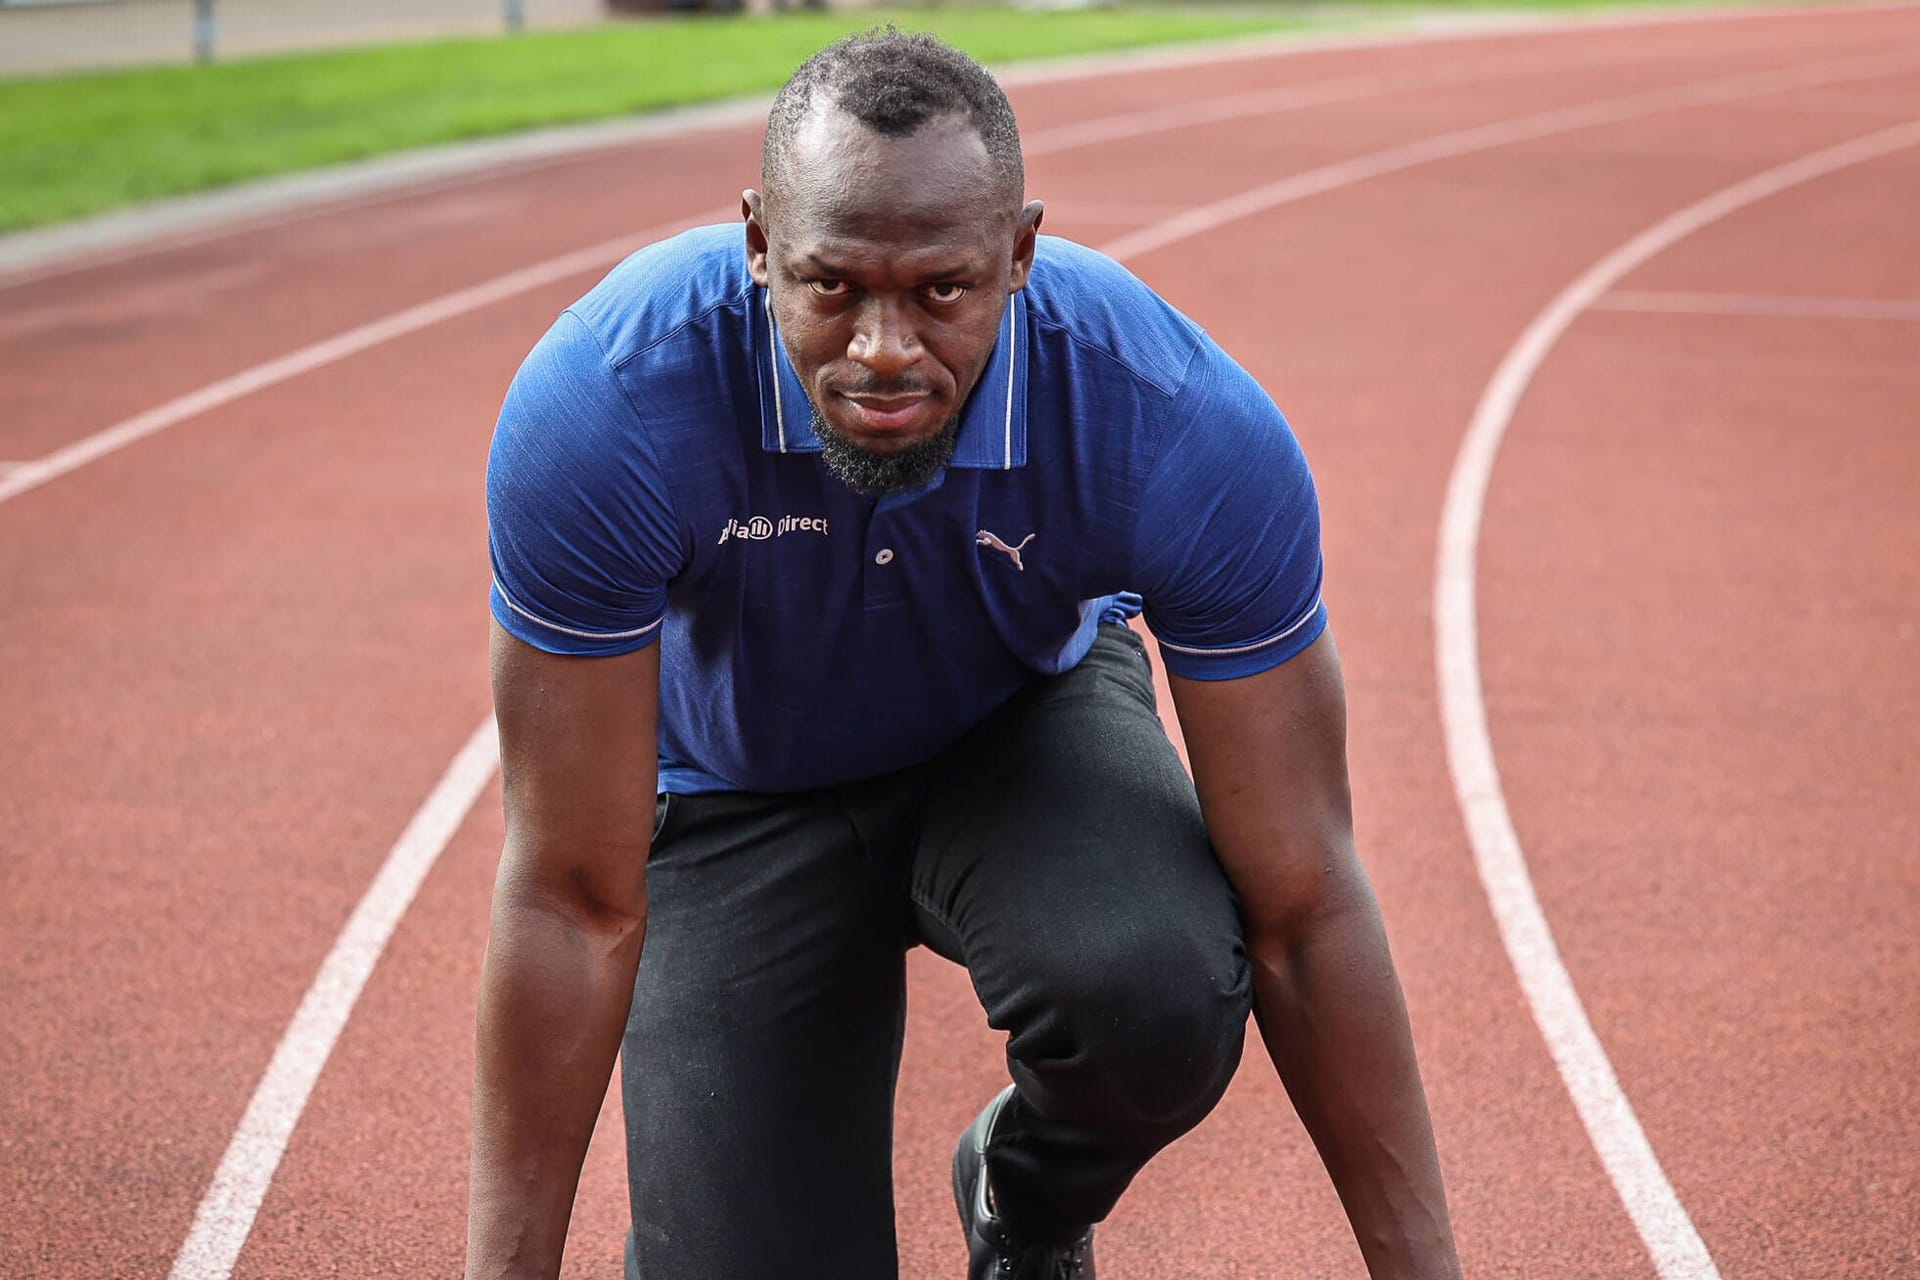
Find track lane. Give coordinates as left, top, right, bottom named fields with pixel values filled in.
left=3, top=9, right=1919, bottom=1278
left=1473, top=137, right=1920, bottom=1279
left=0, top=285, right=574, bottom=1277
left=0, top=138, right=750, bottom=463
left=1088, top=48, right=1920, bottom=1278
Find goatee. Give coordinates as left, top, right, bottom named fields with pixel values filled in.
left=812, top=407, right=961, bottom=496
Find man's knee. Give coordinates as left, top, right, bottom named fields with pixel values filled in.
left=1006, top=925, right=1251, bottom=1139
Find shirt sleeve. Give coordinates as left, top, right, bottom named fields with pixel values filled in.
left=487, top=309, right=683, bottom=656
left=1132, top=343, right=1328, bottom=681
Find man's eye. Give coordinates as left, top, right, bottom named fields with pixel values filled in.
left=806, top=279, right=850, bottom=298
left=925, top=283, right=969, bottom=304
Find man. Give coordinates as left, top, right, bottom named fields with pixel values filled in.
left=469, top=29, right=1462, bottom=1280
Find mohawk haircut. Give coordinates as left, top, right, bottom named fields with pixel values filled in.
left=762, top=28, right=1024, bottom=212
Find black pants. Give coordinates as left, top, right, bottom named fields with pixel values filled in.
left=622, top=626, right=1252, bottom=1279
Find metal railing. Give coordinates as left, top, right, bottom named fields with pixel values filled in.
left=0, top=0, right=608, bottom=76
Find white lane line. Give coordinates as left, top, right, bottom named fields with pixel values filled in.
left=1435, top=116, right=1920, bottom=1280
left=1594, top=288, right=1920, bottom=319
left=0, top=206, right=733, bottom=510
left=156, top=43, right=1920, bottom=1280
left=1020, top=36, right=1748, bottom=159
left=1054, top=201, right=1204, bottom=226
left=167, top=717, right=500, bottom=1280
left=1100, top=47, right=1920, bottom=263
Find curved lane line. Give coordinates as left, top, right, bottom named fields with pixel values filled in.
left=158, top=48, right=1920, bottom=1280
left=166, top=717, right=501, bottom=1280
left=1434, top=116, right=1920, bottom=1280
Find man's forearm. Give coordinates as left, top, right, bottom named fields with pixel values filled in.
left=466, top=885, right=646, bottom=1280
left=1250, top=888, right=1462, bottom=1280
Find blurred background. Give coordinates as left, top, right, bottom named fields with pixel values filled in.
left=0, top=0, right=902, bottom=76
left=5, top=0, right=601, bottom=76
left=0, top=0, right=1345, bottom=235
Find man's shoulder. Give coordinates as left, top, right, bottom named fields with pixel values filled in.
left=1025, top=236, right=1209, bottom=397
left=565, top=223, right=757, bottom=370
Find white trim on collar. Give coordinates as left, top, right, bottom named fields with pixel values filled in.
left=1003, top=298, right=1016, bottom=470
left=765, top=291, right=788, bottom=454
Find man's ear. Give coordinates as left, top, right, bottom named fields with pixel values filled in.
left=1008, top=199, right=1044, bottom=293
left=743, top=189, right=771, bottom=287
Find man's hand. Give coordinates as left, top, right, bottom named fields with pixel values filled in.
left=466, top=622, right=661, bottom=1280
left=1170, top=631, right=1464, bottom=1280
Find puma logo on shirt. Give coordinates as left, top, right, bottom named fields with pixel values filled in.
left=975, top=530, right=1037, bottom=571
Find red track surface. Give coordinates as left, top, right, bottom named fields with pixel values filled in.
left=3, top=7, right=1917, bottom=1277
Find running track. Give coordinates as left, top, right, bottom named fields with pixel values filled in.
left=2, top=6, right=1916, bottom=1277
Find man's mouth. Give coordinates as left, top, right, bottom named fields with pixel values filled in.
left=839, top=391, right=935, bottom=434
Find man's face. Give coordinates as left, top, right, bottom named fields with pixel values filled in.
left=744, top=107, right=1041, bottom=493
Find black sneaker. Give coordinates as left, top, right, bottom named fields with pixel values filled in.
left=952, top=1085, right=1096, bottom=1280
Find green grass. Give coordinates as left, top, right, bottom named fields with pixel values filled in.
left=0, top=1, right=1726, bottom=234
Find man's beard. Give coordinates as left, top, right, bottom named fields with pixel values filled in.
left=811, top=406, right=962, bottom=496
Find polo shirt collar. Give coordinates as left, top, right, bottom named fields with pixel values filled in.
left=756, top=288, right=1029, bottom=469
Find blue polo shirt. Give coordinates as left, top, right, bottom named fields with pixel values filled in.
left=488, top=224, right=1326, bottom=794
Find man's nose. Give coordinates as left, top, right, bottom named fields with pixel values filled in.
left=848, top=296, right=920, bottom=374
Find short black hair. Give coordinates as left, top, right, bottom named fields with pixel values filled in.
left=763, top=28, right=1024, bottom=209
